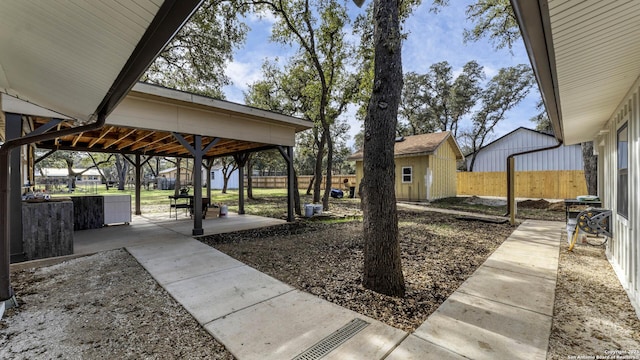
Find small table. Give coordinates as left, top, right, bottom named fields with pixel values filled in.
left=169, top=195, right=193, bottom=219
left=564, top=199, right=602, bottom=223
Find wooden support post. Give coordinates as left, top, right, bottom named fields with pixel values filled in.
left=135, top=154, right=142, bottom=215
left=0, top=143, right=12, bottom=302
left=174, top=133, right=220, bottom=235
left=278, top=146, right=295, bottom=222
left=508, top=157, right=516, bottom=225
left=7, top=113, right=23, bottom=263
left=192, top=136, right=203, bottom=235
left=233, top=153, right=249, bottom=215
left=205, top=158, right=213, bottom=207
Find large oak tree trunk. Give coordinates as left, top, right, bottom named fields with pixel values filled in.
left=582, top=141, right=598, bottom=195
left=174, top=158, right=182, bottom=197
left=306, top=175, right=314, bottom=195
left=312, top=132, right=327, bottom=204
left=361, top=0, right=405, bottom=297
left=247, top=156, right=254, bottom=200
left=293, top=171, right=301, bottom=216
left=115, top=155, right=128, bottom=191
left=322, top=132, right=333, bottom=210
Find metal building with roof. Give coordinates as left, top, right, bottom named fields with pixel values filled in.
left=465, top=127, right=584, bottom=172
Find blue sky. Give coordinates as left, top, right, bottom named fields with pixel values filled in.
left=222, top=0, right=539, bottom=148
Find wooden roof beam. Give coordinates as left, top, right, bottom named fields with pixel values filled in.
left=117, top=130, right=155, bottom=150
left=88, top=126, right=114, bottom=148
left=129, top=133, right=172, bottom=151
left=71, top=132, right=84, bottom=147
left=153, top=142, right=188, bottom=153
left=104, top=128, right=137, bottom=149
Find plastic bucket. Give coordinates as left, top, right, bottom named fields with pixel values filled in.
left=304, top=204, right=314, bottom=218
left=313, top=204, right=323, bottom=215
left=219, top=205, right=228, bottom=217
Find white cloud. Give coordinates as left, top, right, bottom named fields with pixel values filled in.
left=225, top=60, right=264, bottom=91
left=483, top=66, right=499, bottom=78
left=223, top=0, right=541, bottom=140
left=246, top=8, right=277, bottom=24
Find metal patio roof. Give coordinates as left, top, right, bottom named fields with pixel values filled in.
left=511, top=0, right=640, bottom=145
left=28, top=83, right=311, bottom=159
left=0, top=0, right=202, bottom=123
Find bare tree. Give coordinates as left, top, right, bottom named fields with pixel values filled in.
left=218, top=157, right=238, bottom=194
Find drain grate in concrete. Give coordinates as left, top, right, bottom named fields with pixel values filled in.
left=292, top=318, right=370, bottom=360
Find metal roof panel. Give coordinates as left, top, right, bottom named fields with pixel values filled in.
left=0, top=1, right=161, bottom=121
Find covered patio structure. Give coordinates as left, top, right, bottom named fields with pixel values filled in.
left=0, top=0, right=310, bottom=310
left=18, top=82, right=310, bottom=235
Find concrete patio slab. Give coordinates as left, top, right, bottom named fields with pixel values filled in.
left=73, top=212, right=284, bottom=256
left=411, top=292, right=551, bottom=360
left=386, top=335, right=467, bottom=360
left=165, top=265, right=294, bottom=325
left=127, top=237, right=215, bottom=264
left=73, top=220, right=182, bottom=254
left=132, top=245, right=245, bottom=285
left=205, top=290, right=407, bottom=360
left=146, top=213, right=286, bottom=238
left=455, top=265, right=556, bottom=316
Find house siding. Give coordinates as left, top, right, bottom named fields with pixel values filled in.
left=430, top=139, right=459, bottom=199
left=394, top=155, right=429, bottom=201
left=600, top=77, right=640, bottom=315
left=353, top=137, right=459, bottom=201
left=467, top=128, right=584, bottom=172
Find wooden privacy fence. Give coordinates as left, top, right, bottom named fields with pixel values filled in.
left=457, top=170, right=588, bottom=199
left=247, top=175, right=356, bottom=190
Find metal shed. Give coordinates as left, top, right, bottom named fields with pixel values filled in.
left=465, top=127, right=584, bottom=172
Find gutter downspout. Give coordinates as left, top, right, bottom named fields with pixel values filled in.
left=0, top=113, right=106, bottom=302
left=506, top=138, right=563, bottom=225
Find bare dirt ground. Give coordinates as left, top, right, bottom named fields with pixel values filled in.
left=200, top=209, right=514, bottom=333
left=1, top=196, right=639, bottom=359
left=0, top=250, right=234, bottom=359
left=547, top=240, right=640, bottom=359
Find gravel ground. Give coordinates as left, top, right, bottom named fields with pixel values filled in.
left=0, top=250, right=234, bottom=360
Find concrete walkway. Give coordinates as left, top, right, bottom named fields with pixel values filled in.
left=78, top=213, right=564, bottom=359
left=73, top=213, right=285, bottom=255
left=387, top=220, right=564, bottom=360
left=124, top=223, right=407, bottom=360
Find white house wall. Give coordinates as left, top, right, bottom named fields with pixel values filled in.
left=600, top=76, right=640, bottom=315
left=467, top=128, right=584, bottom=172
left=210, top=168, right=239, bottom=190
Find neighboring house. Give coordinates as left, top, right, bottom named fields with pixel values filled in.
left=348, top=132, right=464, bottom=201
left=210, top=166, right=239, bottom=190
left=35, top=168, right=102, bottom=183
left=158, top=166, right=239, bottom=190
left=512, top=2, right=640, bottom=313
left=465, top=127, right=584, bottom=172
left=158, top=166, right=203, bottom=185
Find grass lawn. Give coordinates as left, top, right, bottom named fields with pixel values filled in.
left=52, top=185, right=250, bottom=208
left=53, top=185, right=563, bottom=221
left=52, top=186, right=344, bottom=218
